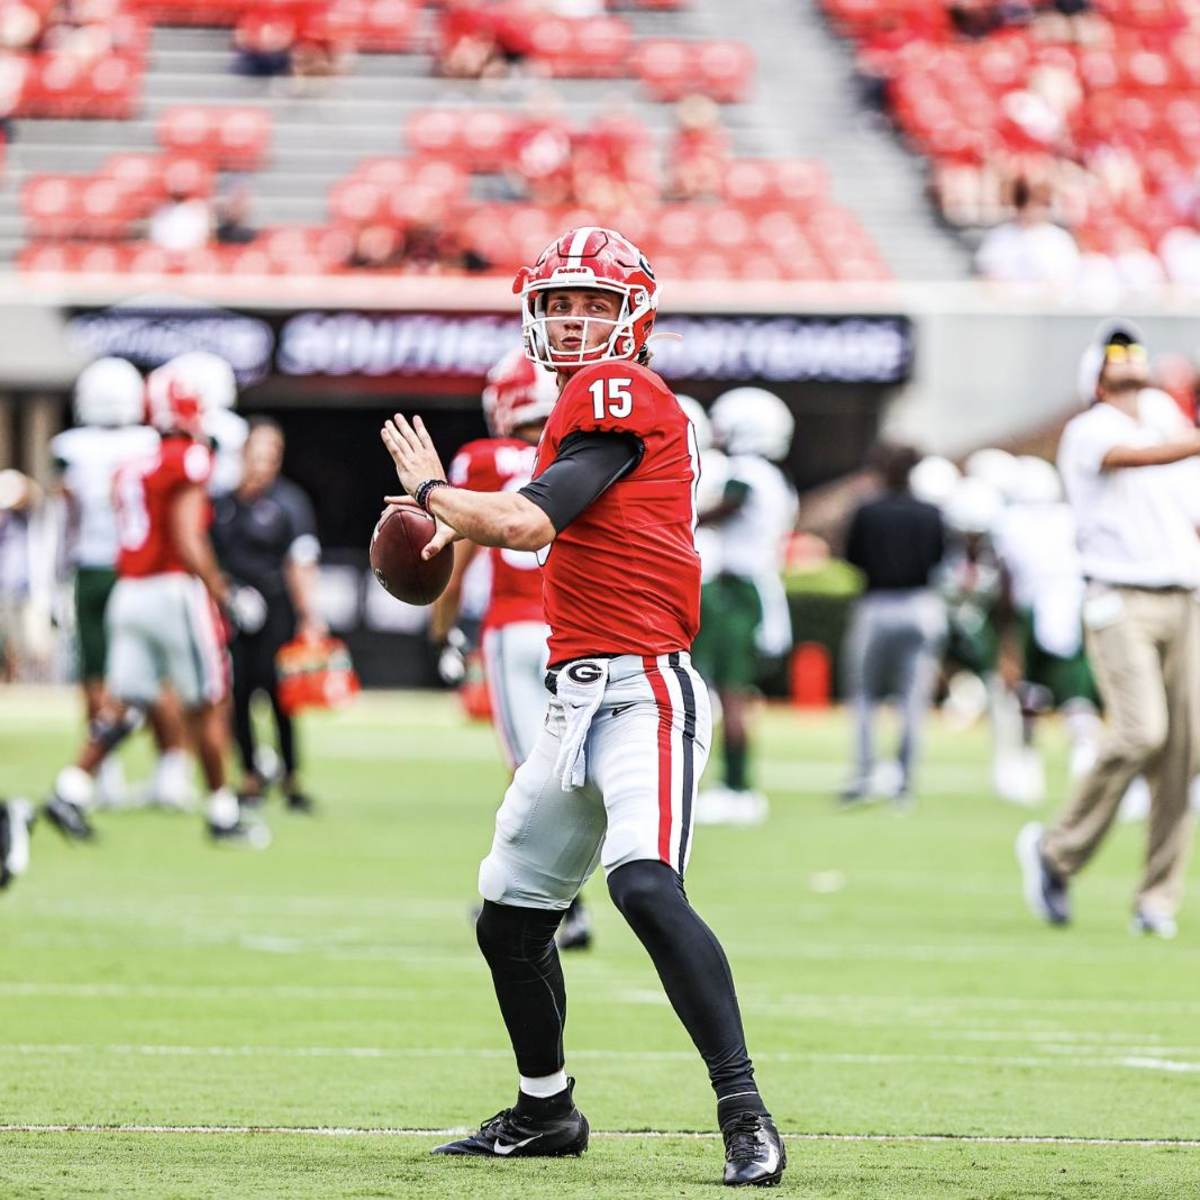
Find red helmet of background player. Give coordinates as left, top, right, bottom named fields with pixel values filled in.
left=143, top=363, right=206, bottom=438
left=512, top=226, right=658, bottom=372
left=482, top=347, right=559, bottom=437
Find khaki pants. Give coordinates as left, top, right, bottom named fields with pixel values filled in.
left=1042, top=585, right=1198, bottom=917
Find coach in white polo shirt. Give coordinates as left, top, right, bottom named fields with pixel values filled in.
left=1018, top=322, right=1200, bottom=938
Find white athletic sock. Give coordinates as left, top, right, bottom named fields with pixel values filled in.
left=97, top=756, right=126, bottom=807
left=155, top=750, right=193, bottom=808
left=519, top=1070, right=568, bottom=1099
left=55, top=765, right=95, bottom=810
left=205, top=787, right=240, bottom=830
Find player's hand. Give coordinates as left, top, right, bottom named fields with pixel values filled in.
left=382, top=495, right=462, bottom=560
left=381, top=414, right=445, bottom=496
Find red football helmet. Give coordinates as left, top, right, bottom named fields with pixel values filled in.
left=513, top=226, right=658, bottom=372
left=482, top=347, right=558, bottom=437
left=144, top=363, right=206, bottom=438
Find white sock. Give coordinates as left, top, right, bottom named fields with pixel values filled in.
left=97, top=756, right=126, bottom=805
left=519, top=1070, right=568, bottom=1099
left=155, top=750, right=192, bottom=807
left=205, top=787, right=240, bottom=830
left=55, top=765, right=95, bottom=810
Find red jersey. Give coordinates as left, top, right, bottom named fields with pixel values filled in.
left=114, top=436, right=213, bottom=578
left=449, top=437, right=545, bottom=631
left=533, top=361, right=701, bottom=664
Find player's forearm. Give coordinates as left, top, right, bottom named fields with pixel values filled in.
left=179, top=533, right=228, bottom=606
left=427, top=488, right=554, bottom=552
left=284, top=559, right=321, bottom=628
left=1102, top=435, right=1200, bottom=470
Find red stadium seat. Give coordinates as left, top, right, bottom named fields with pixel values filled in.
left=127, top=0, right=244, bottom=27
left=328, top=179, right=389, bottom=225
left=694, top=40, right=754, bottom=104
left=633, top=40, right=691, bottom=102
left=218, top=107, right=272, bottom=170
left=158, top=106, right=272, bottom=170
left=21, top=175, right=83, bottom=239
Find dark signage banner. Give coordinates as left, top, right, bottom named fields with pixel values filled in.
left=64, top=301, right=913, bottom=392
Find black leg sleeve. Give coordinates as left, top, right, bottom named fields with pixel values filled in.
left=230, top=635, right=257, bottom=776
left=262, top=619, right=297, bottom=776
left=475, top=900, right=567, bottom=1079
left=608, top=860, right=767, bottom=1117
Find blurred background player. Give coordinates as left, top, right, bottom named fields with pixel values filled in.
left=840, top=443, right=946, bottom=807
left=1020, top=324, right=1200, bottom=938
left=938, top=472, right=1009, bottom=770
left=432, top=347, right=592, bottom=950
left=693, top=387, right=797, bottom=827
left=0, top=796, right=33, bottom=891
left=50, top=357, right=158, bottom=809
left=991, top=454, right=1100, bottom=807
left=165, top=350, right=249, bottom=498
left=676, top=396, right=727, bottom=588
left=43, top=366, right=261, bottom=847
left=211, top=418, right=324, bottom=814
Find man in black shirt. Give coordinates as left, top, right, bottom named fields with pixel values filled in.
left=842, top=444, right=947, bottom=805
left=211, top=419, right=325, bottom=811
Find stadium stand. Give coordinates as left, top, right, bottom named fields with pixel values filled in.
left=821, top=0, right=1200, bottom=285
left=0, top=0, right=935, bottom=282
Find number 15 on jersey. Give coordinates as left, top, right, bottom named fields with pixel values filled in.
left=589, top=377, right=633, bottom=420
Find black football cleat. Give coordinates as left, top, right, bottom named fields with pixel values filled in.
left=207, top=819, right=272, bottom=850
left=556, top=899, right=593, bottom=952
left=432, top=1084, right=589, bottom=1158
left=285, top=790, right=316, bottom=815
left=43, top=794, right=95, bottom=842
left=722, top=1112, right=786, bottom=1188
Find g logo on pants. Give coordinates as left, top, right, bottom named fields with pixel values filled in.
left=567, top=661, right=604, bottom=685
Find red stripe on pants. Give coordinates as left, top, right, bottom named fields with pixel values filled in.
left=643, top=655, right=674, bottom=866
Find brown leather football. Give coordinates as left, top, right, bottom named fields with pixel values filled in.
left=369, top=505, right=453, bottom=606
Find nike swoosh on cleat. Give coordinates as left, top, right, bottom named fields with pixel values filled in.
left=493, top=1135, right=541, bottom=1156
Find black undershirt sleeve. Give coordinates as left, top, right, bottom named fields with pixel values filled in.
left=519, top=430, right=644, bottom=533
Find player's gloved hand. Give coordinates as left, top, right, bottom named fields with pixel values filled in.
left=230, top=585, right=268, bottom=635
left=437, top=626, right=469, bottom=687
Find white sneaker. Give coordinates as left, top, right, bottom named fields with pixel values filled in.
left=722, top=789, right=769, bottom=827
left=695, top=786, right=736, bottom=826
left=94, top=757, right=128, bottom=811
left=1131, top=909, right=1177, bottom=939
left=993, top=748, right=1045, bottom=807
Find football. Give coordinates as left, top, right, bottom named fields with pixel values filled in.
left=369, top=505, right=454, bottom=606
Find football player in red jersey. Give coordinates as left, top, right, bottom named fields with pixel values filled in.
left=432, top=349, right=594, bottom=951
left=43, top=371, right=263, bottom=848
left=382, top=228, right=784, bottom=1187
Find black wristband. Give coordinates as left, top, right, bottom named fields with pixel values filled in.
left=414, top=479, right=449, bottom=513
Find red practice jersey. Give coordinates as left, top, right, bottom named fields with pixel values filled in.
left=449, top=437, right=545, bottom=631
left=114, top=436, right=213, bottom=578
left=533, top=361, right=701, bottom=664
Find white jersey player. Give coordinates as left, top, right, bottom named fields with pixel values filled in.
left=51, top=358, right=158, bottom=806
left=693, top=387, right=798, bottom=826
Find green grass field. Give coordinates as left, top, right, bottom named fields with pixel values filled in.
left=2, top=686, right=1198, bottom=1198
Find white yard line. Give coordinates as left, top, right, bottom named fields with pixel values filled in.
left=1, top=1124, right=1198, bottom=1148
left=5, top=1043, right=1197, bottom=1073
